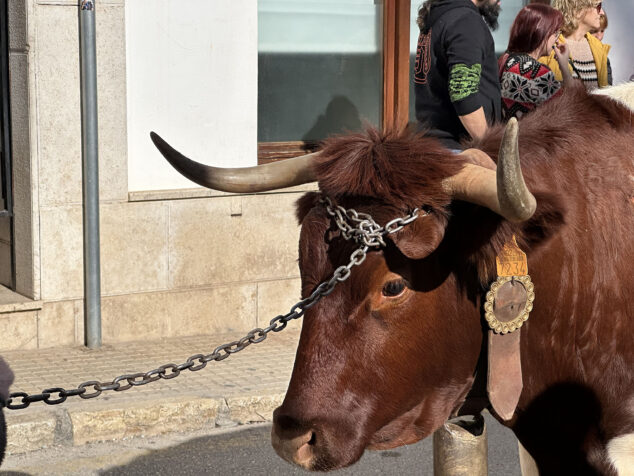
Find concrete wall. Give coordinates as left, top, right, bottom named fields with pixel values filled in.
left=0, top=0, right=306, bottom=350
left=603, top=3, right=634, bottom=83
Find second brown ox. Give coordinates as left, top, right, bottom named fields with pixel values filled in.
left=152, top=84, right=634, bottom=474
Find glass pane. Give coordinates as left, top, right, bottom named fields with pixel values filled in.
left=408, top=0, right=527, bottom=122
left=258, top=0, right=383, bottom=142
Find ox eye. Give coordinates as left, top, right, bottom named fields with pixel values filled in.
left=382, top=279, right=406, bottom=297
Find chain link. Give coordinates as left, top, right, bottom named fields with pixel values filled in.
left=4, top=196, right=425, bottom=411
left=321, top=196, right=426, bottom=247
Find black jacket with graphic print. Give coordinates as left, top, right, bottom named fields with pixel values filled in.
left=414, top=0, right=501, bottom=149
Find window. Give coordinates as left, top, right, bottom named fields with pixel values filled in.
left=257, top=0, right=385, bottom=163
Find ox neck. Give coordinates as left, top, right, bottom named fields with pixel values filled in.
left=455, top=324, right=490, bottom=417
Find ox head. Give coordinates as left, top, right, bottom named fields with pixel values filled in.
left=151, top=120, right=536, bottom=470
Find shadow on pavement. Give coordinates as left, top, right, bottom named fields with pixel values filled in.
left=100, top=412, right=519, bottom=476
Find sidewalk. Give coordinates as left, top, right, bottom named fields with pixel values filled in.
left=2, top=329, right=300, bottom=455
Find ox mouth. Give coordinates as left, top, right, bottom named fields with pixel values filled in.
left=367, top=432, right=425, bottom=451
left=365, top=400, right=439, bottom=451
left=271, top=424, right=367, bottom=471
left=272, top=426, right=422, bottom=471
left=366, top=423, right=429, bottom=451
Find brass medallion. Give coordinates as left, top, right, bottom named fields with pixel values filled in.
left=484, top=275, right=534, bottom=334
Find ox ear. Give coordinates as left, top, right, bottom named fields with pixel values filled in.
left=389, top=212, right=447, bottom=260
left=295, top=192, right=322, bottom=225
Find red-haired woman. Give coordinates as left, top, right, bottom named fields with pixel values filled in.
left=499, top=4, right=574, bottom=120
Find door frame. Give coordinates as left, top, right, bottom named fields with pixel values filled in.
left=0, top=0, right=15, bottom=289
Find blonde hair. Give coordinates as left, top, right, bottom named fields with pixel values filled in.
left=552, top=0, right=597, bottom=35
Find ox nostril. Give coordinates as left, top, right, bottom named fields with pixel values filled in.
left=295, top=430, right=317, bottom=467
left=294, top=428, right=315, bottom=447
left=272, top=410, right=322, bottom=468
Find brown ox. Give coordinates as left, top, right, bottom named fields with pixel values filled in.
left=152, top=84, right=634, bottom=474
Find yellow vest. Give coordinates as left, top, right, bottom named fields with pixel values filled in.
left=539, top=33, right=611, bottom=88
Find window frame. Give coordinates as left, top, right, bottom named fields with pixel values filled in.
left=257, top=0, right=412, bottom=165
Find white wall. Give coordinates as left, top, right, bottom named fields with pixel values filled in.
left=126, top=0, right=258, bottom=192
left=603, top=3, right=633, bottom=83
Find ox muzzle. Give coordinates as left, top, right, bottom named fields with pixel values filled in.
left=271, top=404, right=369, bottom=471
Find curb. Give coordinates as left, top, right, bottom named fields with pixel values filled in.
left=5, top=392, right=285, bottom=455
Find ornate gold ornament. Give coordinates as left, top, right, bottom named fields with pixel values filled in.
left=484, top=275, right=534, bottom=334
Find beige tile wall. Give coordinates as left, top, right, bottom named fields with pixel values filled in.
left=30, top=191, right=305, bottom=348
left=257, top=278, right=303, bottom=333
left=38, top=206, right=83, bottom=300
left=164, top=285, right=258, bottom=338
left=36, top=4, right=127, bottom=208
left=168, top=193, right=301, bottom=289
left=99, top=202, right=169, bottom=295
left=0, top=311, right=38, bottom=350
left=37, top=300, right=76, bottom=348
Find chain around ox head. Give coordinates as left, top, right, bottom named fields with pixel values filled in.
left=322, top=196, right=426, bottom=247
left=319, top=196, right=427, bottom=282
left=4, top=198, right=426, bottom=410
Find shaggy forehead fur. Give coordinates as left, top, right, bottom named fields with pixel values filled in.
left=313, top=127, right=467, bottom=211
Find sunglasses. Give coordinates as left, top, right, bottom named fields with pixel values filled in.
left=594, top=2, right=603, bottom=13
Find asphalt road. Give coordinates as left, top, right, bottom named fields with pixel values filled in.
left=1, top=412, right=520, bottom=476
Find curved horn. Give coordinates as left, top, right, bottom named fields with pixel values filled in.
left=443, top=118, right=536, bottom=222
left=150, top=132, right=318, bottom=193
left=496, top=118, right=536, bottom=221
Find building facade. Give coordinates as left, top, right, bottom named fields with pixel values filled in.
left=0, top=0, right=630, bottom=350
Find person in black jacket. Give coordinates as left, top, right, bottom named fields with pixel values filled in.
left=414, top=0, right=502, bottom=150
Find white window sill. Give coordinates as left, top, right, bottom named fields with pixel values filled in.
left=128, top=183, right=319, bottom=203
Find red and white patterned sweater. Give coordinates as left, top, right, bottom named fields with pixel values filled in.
left=499, top=53, right=562, bottom=121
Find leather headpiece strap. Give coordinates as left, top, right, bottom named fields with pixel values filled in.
left=484, top=236, right=534, bottom=420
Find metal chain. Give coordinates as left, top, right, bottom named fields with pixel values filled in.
left=4, top=197, right=425, bottom=410
left=322, top=196, right=426, bottom=247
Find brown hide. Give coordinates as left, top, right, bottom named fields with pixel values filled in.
left=272, top=85, right=634, bottom=473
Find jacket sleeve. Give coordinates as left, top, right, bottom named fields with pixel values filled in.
left=443, top=12, right=488, bottom=116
